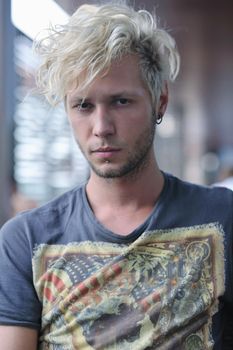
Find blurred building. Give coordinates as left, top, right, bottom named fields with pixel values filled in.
left=13, top=35, right=89, bottom=205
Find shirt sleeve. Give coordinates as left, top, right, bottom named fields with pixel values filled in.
left=0, top=214, right=41, bottom=329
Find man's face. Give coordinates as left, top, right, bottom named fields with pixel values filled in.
left=66, top=55, right=163, bottom=180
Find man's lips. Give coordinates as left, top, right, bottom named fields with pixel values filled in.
left=92, top=147, right=120, bottom=152
left=91, top=147, right=121, bottom=158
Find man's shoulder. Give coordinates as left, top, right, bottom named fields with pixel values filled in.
left=164, top=172, right=233, bottom=218
left=33, top=185, right=84, bottom=217
left=0, top=185, right=84, bottom=241
left=166, top=172, right=233, bottom=199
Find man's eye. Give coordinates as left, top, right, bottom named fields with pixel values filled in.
left=115, top=98, right=129, bottom=106
left=71, top=101, right=92, bottom=111
left=77, top=102, right=92, bottom=111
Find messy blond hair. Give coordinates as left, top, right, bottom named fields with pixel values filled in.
left=34, top=2, right=180, bottom=105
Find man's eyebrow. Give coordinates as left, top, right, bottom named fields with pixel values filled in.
left=107, top=91, right=141, bottom=100
left=68, top=96, right=88, bottom=105
left=110, top=91, right=138, bottom=97
left=68, top=91, right=139, bottom=104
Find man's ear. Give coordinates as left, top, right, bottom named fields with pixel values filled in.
left=158, top=82, right=168, bottom=116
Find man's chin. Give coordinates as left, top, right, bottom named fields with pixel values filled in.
left=92, top=168, right=122, bottom=179
left=90, top=163, right=125, bottom=179
left=90, top=162, right=142, bottom=180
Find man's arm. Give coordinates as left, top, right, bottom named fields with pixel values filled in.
left=0, top=326, right=38, bottom=350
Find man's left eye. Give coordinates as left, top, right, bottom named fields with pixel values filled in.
left=115, top=98, right=129, bottom=106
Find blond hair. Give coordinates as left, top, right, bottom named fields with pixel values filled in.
left=34, top=2, right=180, bottom=105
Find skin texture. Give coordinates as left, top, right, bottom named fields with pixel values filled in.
left=67, top=55, right=156, bottom=180
left=67, top=54, right=168, bottom=235
left=0, top=326, right=38, bottom=350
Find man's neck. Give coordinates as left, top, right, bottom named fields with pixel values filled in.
left=85, top=162, right=164, bottom=235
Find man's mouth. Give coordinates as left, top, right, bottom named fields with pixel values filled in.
left=91, top=147, right=121, bottom=158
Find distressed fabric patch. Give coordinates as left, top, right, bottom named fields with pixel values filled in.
left=33, top=223, right=225, bottom=350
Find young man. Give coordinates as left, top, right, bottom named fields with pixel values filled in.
left=0, top=2, right=232, bottom=349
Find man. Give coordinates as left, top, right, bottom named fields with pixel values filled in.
left=0, top=2, right=232, bottom=349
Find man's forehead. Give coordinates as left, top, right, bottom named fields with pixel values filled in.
left=67, top=54, right=141, bottom=95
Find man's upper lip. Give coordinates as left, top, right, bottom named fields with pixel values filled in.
left=92, top=147, right=120, bottom=152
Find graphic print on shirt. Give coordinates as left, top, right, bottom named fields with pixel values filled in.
left=33, top=223, right=225, bottom=350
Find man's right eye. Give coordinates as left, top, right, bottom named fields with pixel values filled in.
left=76, top=102, right=92, bottom=111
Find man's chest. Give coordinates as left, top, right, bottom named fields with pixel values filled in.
left=33, top=224, right=225, bottom=349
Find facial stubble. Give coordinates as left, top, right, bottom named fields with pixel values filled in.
left=77, top=116, right=156, bottom=181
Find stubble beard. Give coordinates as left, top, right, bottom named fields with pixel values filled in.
left=82, top=119, right=156, bottom=181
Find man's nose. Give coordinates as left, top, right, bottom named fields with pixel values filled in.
left=92, top=106, right=115, bottom=137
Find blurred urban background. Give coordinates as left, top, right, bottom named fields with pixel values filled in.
left=0, top=0, right=233, bottom=226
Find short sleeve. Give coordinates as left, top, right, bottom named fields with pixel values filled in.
left=0, top=214, right=41, bottom=329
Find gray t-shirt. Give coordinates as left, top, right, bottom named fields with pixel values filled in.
left=0, top=173, right=232, bottom=349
